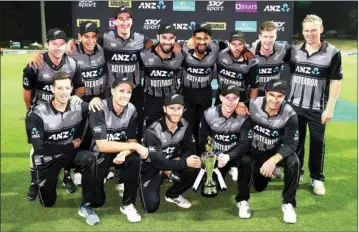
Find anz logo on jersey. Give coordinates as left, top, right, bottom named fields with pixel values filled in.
left=107, top=131, right=128, bottom=141
left=48, top=128, right=76, bottom=141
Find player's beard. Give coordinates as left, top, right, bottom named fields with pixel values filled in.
left=195, top=44, right=207, bottom=54
left=160, top=44, right=173, bottom=54
left=166, top=114, right=181, bottom=124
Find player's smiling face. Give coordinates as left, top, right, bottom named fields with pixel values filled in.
left=157, top=33, right=176, bottom=54
left=116, top=13, right=132, bottom=35
left=220, top=93, right=240, bottom=113
left=79, top=32, right=97, bottom=53
left=111, top=83, right=132, bottom=107
left=302, top=22, right=323, bottom=45
left=52, top=79, right=73, bottom=104
left=47, top=39, right=66, bottom=59
left=193, top=32, right=211, bottom=54
left=229, top=40, right=245, bottom=59
left=259, top=30, right=277, bottom=51
left=265, top=91, right=285, bottom=110
left=164, top=104, right=184, bottom=123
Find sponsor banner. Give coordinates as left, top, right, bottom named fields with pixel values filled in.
left=173, top=1, right=195, bottom=11
left=205, top=22, right=226, bottom=30
left=78, top=1, right=97, bottom=8
left=172, top=21, right=197, bottom=30
left=206, top=1, right=224, bottom=11
left=235, top=2, right=257, bottom=13
left=263, top=3, right=290, bottom=12
left=108, top=0, right=132, bottom=8
left=76, top=19, right=100, bottom=27
left=235, top=21, right=257, bottom=32
left=2, top=49, right=47, bottom=55
left=109, top=18, right=116, bottom=30
left=143, top=19, right=162, bottom=30
left=138, top=1, right=166, bottom=9
left=272, top=21, right=285, bottom=32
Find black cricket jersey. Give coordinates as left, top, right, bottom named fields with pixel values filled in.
left=199, top=105, right=253, bottom=160
left=248, top=97, right=298, bottom=157
left=31, top=98, right=88, bottom=166
left=23, top=53, right=84, bottom=108
left=143, top=117, right=196, bottom=171
left=286, top=41, right=343, bottom=111
left=141, top=46, right=184, bottom=97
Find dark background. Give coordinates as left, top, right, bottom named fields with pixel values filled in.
left=0, top=1, right=357, bottom=42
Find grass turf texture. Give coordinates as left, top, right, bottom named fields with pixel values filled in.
left=1, top=39, right=357, bottom=231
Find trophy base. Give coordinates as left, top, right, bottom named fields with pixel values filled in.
left=201, top=185, right=218, bottom=198
left=201, top=191, right=218, bottom=198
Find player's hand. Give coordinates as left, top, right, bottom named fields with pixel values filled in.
left=217, top=153, right=230, bottom=168
left=235, top=102, right=250, bottom=116
left=72, top=138, right=82, bottom=148
left=29, top=51, right=44, bottom=69
left=173, top=42, right=182, bottom=53
left=136, top=144, right=149, bottom=160
left=321, top=108, right=333, bottom=124
left=186, top=155, right=201, bottom=168
left=260, top=159, right=276, bottom=177
left=65, top=39, right=77, bottom=55
left=89, top=97, right=103, bottom=112
left=186, top=38, right=194, bottom=49
left=145, top=39, right=155, bottom=49
left=113, top=150, right=130, bottom=164
left=70, top=95, right=83, bottom=104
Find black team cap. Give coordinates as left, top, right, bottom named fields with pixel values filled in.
left=265, top=79, right=288, bottom=95
left=47, top=28, right=67, bottom=42
left=220, top=84, right=241, bottom=97
left=229, top=30, right=246, bottom=42
left=164, top=94, right=185, bottom=106
left=193, top=23, right=212, bottom=36
left=115, top=6, right=133, bottom=18
left=158, top=24, right=176, bottom=36
left=79, top=21, right=99, bottom=35
left=112, top=78, right=135, bottom=89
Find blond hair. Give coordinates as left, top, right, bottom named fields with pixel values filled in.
left=260, top=21, right=277, bottom=34
left=302, top=14, right=323, bottom=27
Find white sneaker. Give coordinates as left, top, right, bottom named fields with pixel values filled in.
left=120, top=204, right=141, bottom=223
left=73, top=172, right=82, bottom=187
left=116, top=183, right=124, bottom=197
left=236, top=201, right=252, bottom=219
left=229, top=167, right=238, bottom=181
left=311, top=179, right=325, bottom=195
left=165, top=195, right=192, bottom=209
left=282, top=203, right=297, bottom=224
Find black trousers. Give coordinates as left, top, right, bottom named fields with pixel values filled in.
left=139, top=162, right=199, bottom=213
left=143, top=94, right=165, bottom=129
left=95, top=153, right=141, bottom=207
left=290, top=104, right=326, bottom=181
left=130, top=85, right=145, bottom=141
left=238, top=150, right=300, bottom=207
left=34, top=150, right=96, bottom=207
left=25, top=110, right=33, bottom=144
left=181, top=87, right=212, bottom=150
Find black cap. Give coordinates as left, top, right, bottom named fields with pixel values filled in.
left=164, top=94, right=185, bottom=106
left=193, top=23, right=212, bottom=36
left=265, top=79, right=288, bottom=95
left=220, top=84, right=241, bottom=97
left=229, top=30, right=246, bottom=42
left=115, top=6, right=133, bottom=18
left=158, top=24, right=176, bottom=36
left=46, top=28, right=67, bottom=42
left=79, top=21, right=99, bottom=35
left=112, top=78, right=135, bottom=89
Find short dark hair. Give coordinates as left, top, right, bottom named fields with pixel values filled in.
left=52, top=71, right=72, bottom=86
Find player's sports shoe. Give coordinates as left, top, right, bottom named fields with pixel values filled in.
left=237, top=200, right=252, bottom=219
left=120, top=204, right=142, bottom=223
left=27, top=183, right=38, bottom=201
left=107, top=171, right=115, bottom=180
left=282, top=203, right=297, bottom=224
left=229, top=167, right=238, bottom=181
left=311, top=179, right=325, bottom=195
left=165, top=195, right=192, bottom=208
left=78, top=203, right=100, bottom=226
left=116, top=183, right=124, bottom=197
left=73, top=172, right=82, bottom=187
left=63, top=174, right=76, bottom=194
left=272, top=166, right=282, bottom=179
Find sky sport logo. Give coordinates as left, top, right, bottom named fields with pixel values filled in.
left=235, top=21, right=257, bottom=32
left=235, top=2, right=257, bottom=13
left=205, top=22, right=226, bottom=30
left=263, top=3, right=290, bottom=12
left=173, top=21, right=196, bottom=30
left=206, top=1, right=224, bottom=11
left=76, top=19, right=100, bottom=27
left=272, top=21, right=286, bottom=32
left=108, top=0, right=132, bottom=8
left=173, top=1, right=195, bottom=11
left=78, top=1, right=97, bottom=8
left=143, top=19, right=162, bottom=30
left=138, top=1, right=166, bottom=9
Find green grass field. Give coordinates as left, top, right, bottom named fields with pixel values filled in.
left=1, top=40, right=357, bottom=231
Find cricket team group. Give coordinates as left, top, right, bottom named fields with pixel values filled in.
left=22, top=6, right=342, bottom=226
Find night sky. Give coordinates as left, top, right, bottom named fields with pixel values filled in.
left=0, top=1, right=357, bottom=42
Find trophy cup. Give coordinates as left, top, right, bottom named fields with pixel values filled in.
left=193, top=136, right=227, bottom=197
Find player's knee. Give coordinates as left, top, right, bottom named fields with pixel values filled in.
left=40, top=198, right=56, bottom=207
left=284, top=155, right=299, bottom=170
left=254, top=182, right=268, bottom=192
left=143, top=200, right=160, bottom=213
left=126, top=153, right=141, bottom=166
left=240, top=155, right=252, bottom=169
